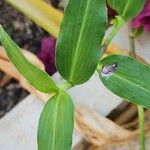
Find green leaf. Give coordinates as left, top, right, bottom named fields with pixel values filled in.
left=0, top=25, right=59, bottom=93
left=99, top=55, right=150, bottom=109
left=38, top=91, right=74, bottom=150
left=107, top=0, right=146, bottom=20
left=56, top=0, right=107, bottom=85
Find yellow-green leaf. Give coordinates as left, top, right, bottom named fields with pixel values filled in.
left=6, top=0, right=63, bottom=37
left=0, top=25, right=58, bottom=93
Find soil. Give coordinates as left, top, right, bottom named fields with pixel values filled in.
left=0, top=0, right=60, bottom=118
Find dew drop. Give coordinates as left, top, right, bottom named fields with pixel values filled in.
left=102, top=65, right=112, bottom=75
left=101, top=63, right=118, bottom=79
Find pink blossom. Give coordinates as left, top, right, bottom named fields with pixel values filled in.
left=108, top=6, right=117, bottom=19
left=37, top=37, right=56, bottom=75
left=132, top=0, right=150, bottom=32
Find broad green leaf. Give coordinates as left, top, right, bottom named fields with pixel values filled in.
left=6, top=0, right=63, bottom=37
left=38, top=91, right=74, bottom=150
left=0, top=25, right=58, bottom=93
left=99, top=55, right=150, bottom=109
left=107, top=0, right=146, bottom=20
left=56, top=0, right=107, bottom=85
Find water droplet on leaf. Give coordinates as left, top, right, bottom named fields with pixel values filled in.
left=101, top=63, right=118, bottom=79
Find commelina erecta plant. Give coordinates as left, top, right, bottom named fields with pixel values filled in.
left=0, top=0, right=149, bottom=150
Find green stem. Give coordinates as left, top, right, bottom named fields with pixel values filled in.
left=138, top=105, right=145, bottom=150
left=129, top=34, right=136, bottom=58
left=129, top=27, right=145, bottom=150
left=97, top=16, right=125, bottom=73
left=97, top=16, right=125, bottom=72
left=101, top=16, right=125, bottom=56
left=59, top=82, right=73, bottom=91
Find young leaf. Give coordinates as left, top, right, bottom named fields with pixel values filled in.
left=99, top=55, right=150, bottom=109
left=0, top=25, right=59, bottom=93
left=107, top=0, right=146, bottom=20
left=56, top=0, right=107, bottom=85
left=38, top=91, right=74, bottom=150
left=6, top=0, right=63, bottom=37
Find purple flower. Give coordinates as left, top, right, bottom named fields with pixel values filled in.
left=132, top=0, right=150, bottom=32
left=37, top=37, right=56, bottom=75
left=108, top=6, right=117, bottom=19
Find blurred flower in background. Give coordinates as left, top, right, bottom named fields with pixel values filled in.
left=108, top=6, right=116, bottom=19
left=132, top=0, right=150, bottom=32
left=37, top=37, right=56, bottom=75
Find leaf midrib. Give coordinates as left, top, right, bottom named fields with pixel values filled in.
left=51, top=93, right=61, bottom=150
left=122, top=0, right=132, bottom=17
left=69, top=0, right=92, bottom=82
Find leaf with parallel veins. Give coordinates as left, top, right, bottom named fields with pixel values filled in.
left=56, top=0, right=107, bottom=85
left=99, top=55, right=150, bottom=109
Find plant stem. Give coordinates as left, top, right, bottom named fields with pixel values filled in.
left=138, top=105, right=145, bottom=150
left=101, top=16, right=125, bottom=56
left=97, top=16, right=125, bottom=72
left=129, top=34, right=136, bottom=57
left=59, top=81, right=73, bottom=91
left=129, top=27, right=145, bottom=150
